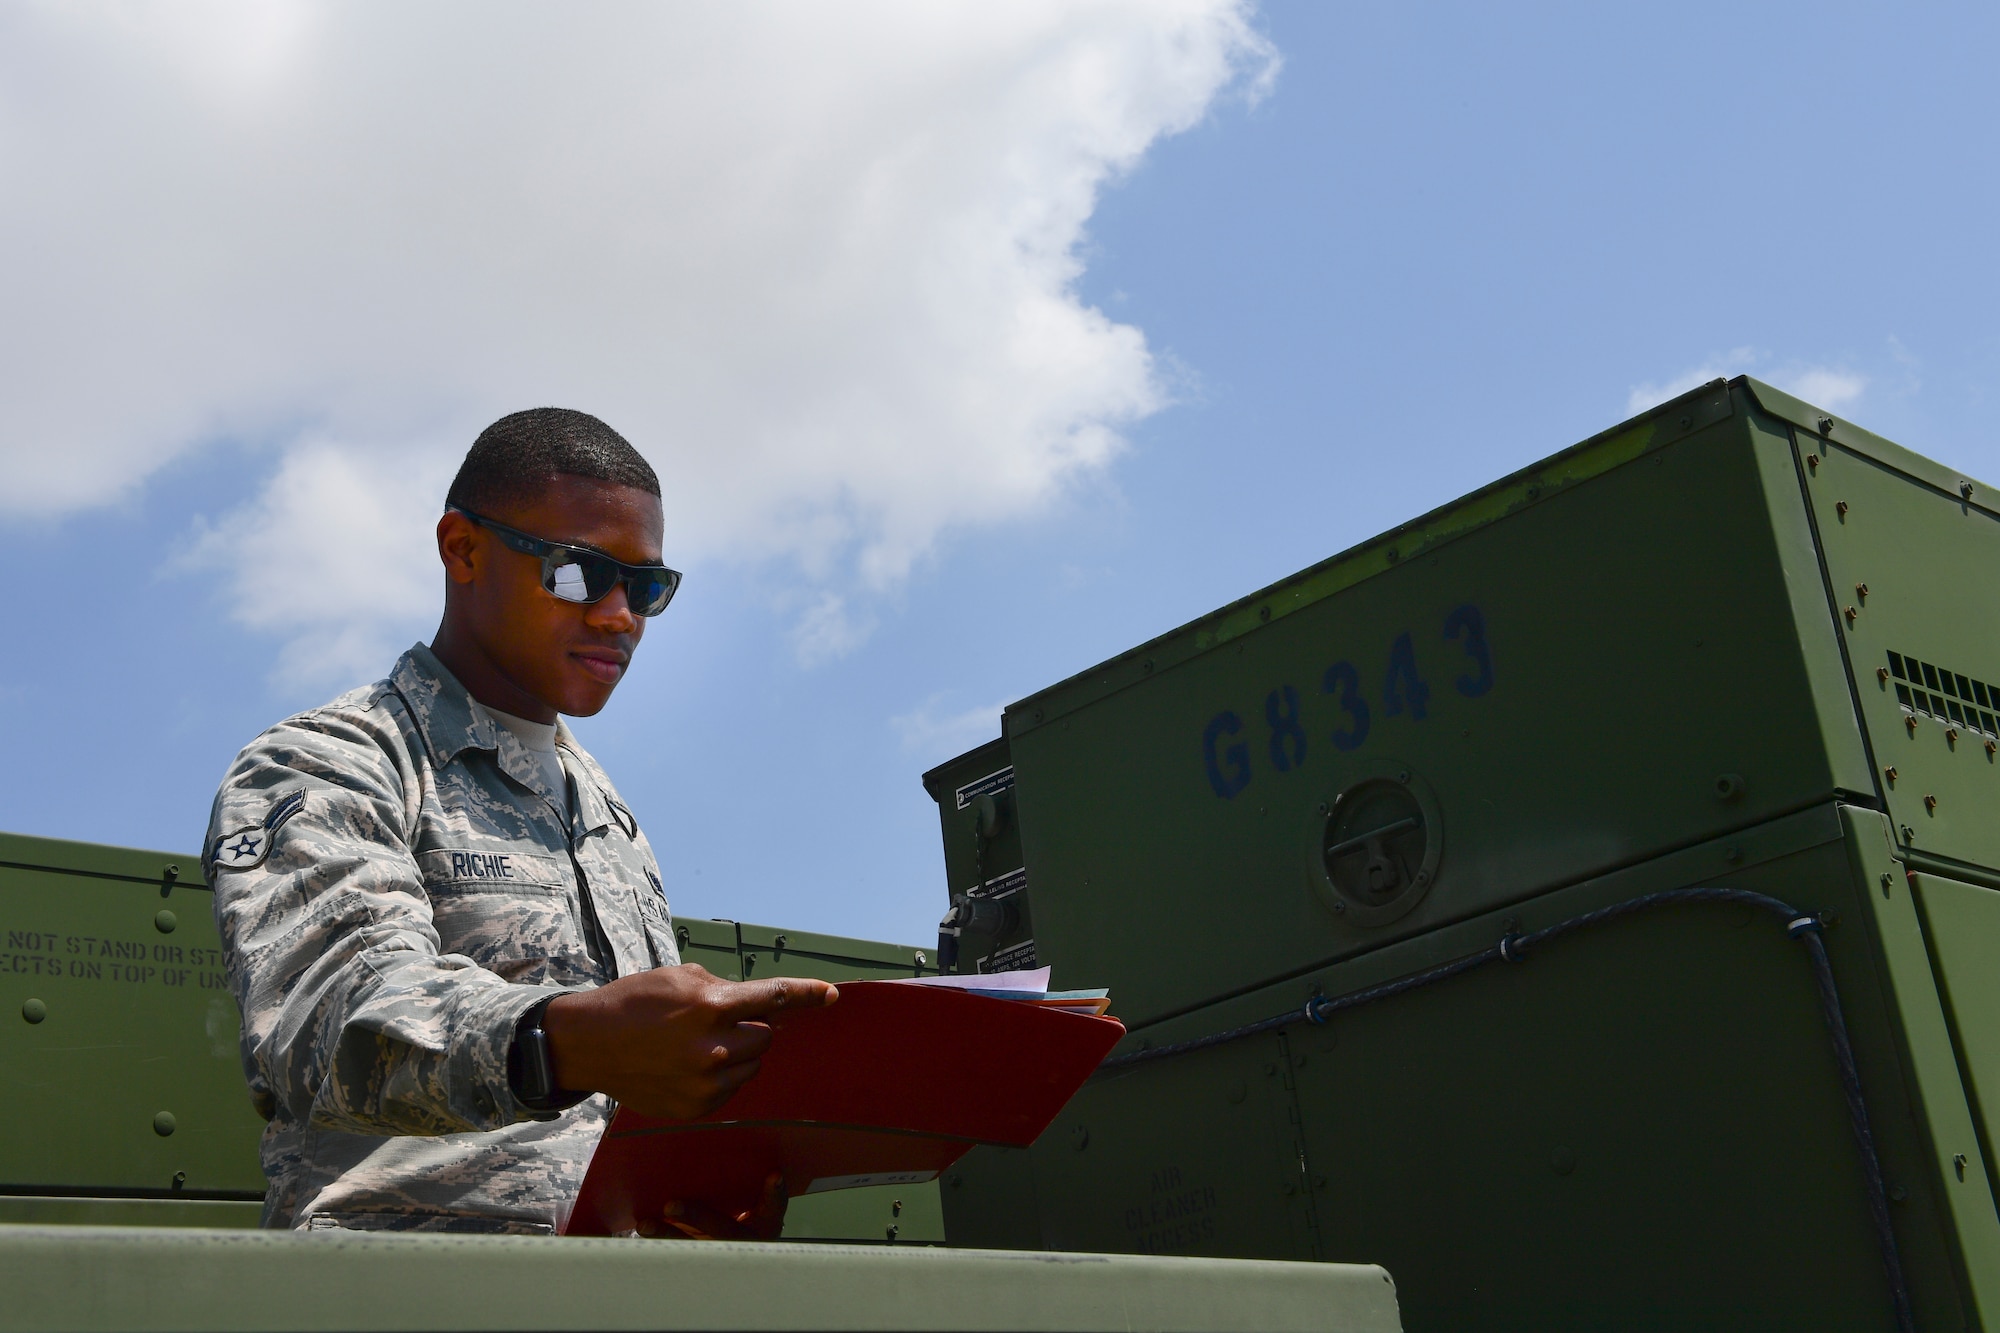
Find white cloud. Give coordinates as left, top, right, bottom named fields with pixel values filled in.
left=1627, top=350, right=1867, bottom=417
left=890, top=694, right=1011, bottom=762
left=0, top=2, right=1275, bottom=683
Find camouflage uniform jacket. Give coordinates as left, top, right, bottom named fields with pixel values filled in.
left=205, top=643, right=680, bottom=1233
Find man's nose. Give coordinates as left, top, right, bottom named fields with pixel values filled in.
left=585, top=583, right=639, bottom=632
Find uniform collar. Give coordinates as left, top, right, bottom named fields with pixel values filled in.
left=390, top=645, right=615, bottom=836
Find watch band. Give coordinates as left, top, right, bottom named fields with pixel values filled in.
left=508, top=994, right=589, bottom=1115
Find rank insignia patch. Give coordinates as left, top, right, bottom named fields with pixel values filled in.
left=212, top=828, right=272, bottom=870
left=210, top=789, right=308, bottom=872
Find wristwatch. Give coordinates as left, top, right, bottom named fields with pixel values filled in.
left=508, top=994, right=589, bottom=1116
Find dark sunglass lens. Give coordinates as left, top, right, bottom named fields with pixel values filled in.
left=544, top=551, right=620, bottom=604
left=629, top=574, right=676, bottom=616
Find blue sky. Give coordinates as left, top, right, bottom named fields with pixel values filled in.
left=4, top=2, right=1996, bottom=949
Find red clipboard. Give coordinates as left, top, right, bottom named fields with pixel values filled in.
left=563, top=980, right=1124, bottom=1235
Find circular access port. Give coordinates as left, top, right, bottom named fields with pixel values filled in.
left=1312, top=767, right=1442, bottom=927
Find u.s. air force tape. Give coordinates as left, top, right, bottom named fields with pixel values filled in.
left=210, top=789, right=308, bottom=872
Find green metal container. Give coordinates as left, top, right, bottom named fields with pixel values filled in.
left=928, top=377, right=2000, bottom=1330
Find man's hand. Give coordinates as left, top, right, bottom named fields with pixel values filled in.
left=542, top=965, right=837, bottom=1120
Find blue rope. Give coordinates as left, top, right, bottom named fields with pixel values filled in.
left=1094, top=886, right=1914, bottom=1333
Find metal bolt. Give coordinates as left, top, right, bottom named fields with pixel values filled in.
left=1071, top=1126, right=1089, bottom=1151
left=1818, top=415, right=1835, bottom=436
left=1890, top=1185, right=1909, bottom=1203
left=1855, top=583, right=1869, bottom=599
left=1901, top=824, right=1916, bottom=843
left=913, top=950, right=927, bottom=966
left=1844, top=605, right=1858, bottom=625
left=1948, top=728, right=1960, bottom=745
left=1141, top=659, right=1154, bottom=674
left=1907, top=715, right=1920, bottom=733
left=773, top=935, right=787, bottom=951
left=1925, top=794, right=1939, bottom=813
left=1956, top=1154, right=1969, bottom=1181
left=1884, top=767, right=1897, bottom=782
left=21, top=998, right=46, bottom=1024
left=1330, top=900, right=1346, bottom=914
left=170, top=1172, right=186, bottom=1193
left=1877, top=667, right=1890, bottom=683
left=1258, top=605, right=1271, bottom=621
left=1988, top=740, right=1997, bottom=757
left=1963, top=482, right=1976, bottom=499
left=1281, top=1181, right=1295, bottom=1196
left=1807, top=453, right=1820, bottom=471
left=1264, top=1062, right=1278, bottom=1077
left=891, top=1199, right=903, bottom=1217
left=1837, top=501, right=1849, bottom=519
left=885, top=1223, right=900, bottom=1242
left=1723, top=846, right=1742, bottom=864
left=1881, top=872, right=1894, bottom=899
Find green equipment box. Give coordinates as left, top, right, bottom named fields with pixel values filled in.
left=0, top=830, right=940, bottom=1244
left=926, top=377, right=2000, bottom=1331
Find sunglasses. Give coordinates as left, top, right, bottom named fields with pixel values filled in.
left=448, top=505, right=682, bottom=617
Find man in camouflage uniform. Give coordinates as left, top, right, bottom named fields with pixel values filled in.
left=206, top=409, right=832, bottom=1234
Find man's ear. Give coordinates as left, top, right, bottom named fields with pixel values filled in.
left=437, top=511, right=483, bottom=586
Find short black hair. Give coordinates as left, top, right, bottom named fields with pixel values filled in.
left=445, top=408, right=660, bottom=515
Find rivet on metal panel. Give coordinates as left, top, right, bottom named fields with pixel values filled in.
left=1956, top=1155, right=1969, bottom=1181
left=947, top=1173, right=963, bottom=1189
left=1878, top=667, right=1891, bottom=684
left=1395, top=770, right=1410, bottom=784
left=1947, top=728, right=1959, bottom=747
left=1807, top=453, right=1820, bottom=472
left=772, top=935, right=787, bottom=954
left=1713, top=773, right=1745, bottom=803
left=1837, top=501, right=1850, bottom=520
left=1385, top=548, right=1399, bottom=564
left=1227, top=1080, right=1247, bottom=1105
left=160, top=864, right=180, bottom=898
left=1258, top=605, right=1271, bottom=621
left=1963, top=482, right=1976, bottom=500
left=1723, top=846, right=1742, bottom=864
left=1817, top=415, right=1835, bottom=436
left=913, top=950, right=926, bottom=967
left=152, top=1112, right=176, bottom=1137
left=885, top=1224, right=900, bottom=1242
left=1901, top=824, right=1916, bottom=843
left=21, top=998, right=46, bottom=1024
left=170, top=1172, right=186, bottom=1193
left=1890, top=1185, right=1909, bottom=1203
left=1925, top=794, right=1939, bottom=813
left=1855, top=583, right=1869, bottom=601
left=891, top=1199, right=903, bottom=1217
left=1907, top=715, right=1920, bottom=734
left=1987, top=740, right=1997, bottom=758
left=1141, top=658, right=1154, bottom=674
left=1071, top=1126, right=1089, bottom=1152
left=154, top=910, right=176, bottom=934
left=1884, top=767, right=1897, bottom=784
left=1844, top=606, right=1858, bottom=626
left=1550, top=1147, right=1577, bottom=1177
left=1880, top=872, right=1895, bottom=899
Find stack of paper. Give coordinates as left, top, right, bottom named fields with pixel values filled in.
left=887, top=970, right=1112, bottom=1015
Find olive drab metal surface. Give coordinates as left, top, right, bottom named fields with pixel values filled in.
left=927, top=378, right=2000, bottom=1331
left=0, top=830, right=943, bottom=1244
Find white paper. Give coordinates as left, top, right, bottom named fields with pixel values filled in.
left=803, top=1171, right=939, bottom=1195
left=885, top=966, right=1051, bottom=992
